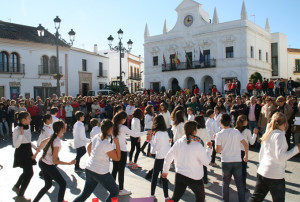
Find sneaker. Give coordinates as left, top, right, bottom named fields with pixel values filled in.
left=119, top=189, right=132, bottom=196
left=209, top=162, right=220, bottom=167
left=204, top=182, right=212, bottom=188
left=15, top=196, right=31, bottom=202
left=12, top=186, right=19, bottom=195
left=131, top=164, right=138, bottom=170
left=75, top=168, right=85, bottom=173
left=128, top=162, right=134, bottom=168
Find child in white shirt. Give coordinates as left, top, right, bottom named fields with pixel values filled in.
left=89, top=118, right=101, bottom=140
left=73, top=111, right=90, bottom=172
left=50, top=108, right=59, bottom=124
left=187, top=107, right=195, bottom=121
left=205, top=109, right=220, bottom=167
left=37, top=114, right=53, bottom=147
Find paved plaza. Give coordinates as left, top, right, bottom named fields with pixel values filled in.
left=0, top=132, right=299, bottom=202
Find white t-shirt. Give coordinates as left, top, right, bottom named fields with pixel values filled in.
left=188, top=114, right=195, bottom=121
left=37, top=124, right=53, bottom=147
left=172, top=122, right=184, bottom=143
left=196, top=128, right=211, bottom=144
left=150, top=131, right=171, bottom=159
left=240, top=129, right=257, bottom=151
left=86, top=136, right=114, bottom=174
left=90, top=126, right=101, bottom=140
left=215, top=128, right=245, bottom=162
left=42, top=137, right=61, bottom=165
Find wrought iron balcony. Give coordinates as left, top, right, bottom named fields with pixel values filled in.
left=294, top=66, right=300, bottom=74
left=129, top=73, right=142, bottom=80
left=38, top=65, right=62, bottom=75
left=0, top=63, right=25, bottom=74
left=162, top=59, right=216, bottom=72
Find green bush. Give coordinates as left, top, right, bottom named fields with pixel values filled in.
left=249, top=72, right=263, bottom=84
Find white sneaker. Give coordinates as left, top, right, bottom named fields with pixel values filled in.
left=204, top=182, right=212, bottom=188
left=119, top=189, right=132, bottom=196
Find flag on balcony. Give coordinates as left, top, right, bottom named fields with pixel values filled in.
left=199, top=48, right=205, bottom=64
left=163, top=54, right=167, bottom=68
left=175, top=52, right=181, bottom=65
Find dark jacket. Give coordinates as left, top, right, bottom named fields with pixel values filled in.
left=247, top=104, right=262, bottom=122
left=231, top=103, right=247, bottom=121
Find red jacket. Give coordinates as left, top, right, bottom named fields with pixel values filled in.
left=268, top=81, right=274, bottom=89
left=57, top=108, right=66, bottom=120
left=27, top=105, right=40, bottom=117
left=194, top=88, right=199, bottom=95
left=247, top=83, right=254, bottom=90
left=231, top=83, right=236, bottom=90
left=255, top=82, right=262, bottom=90
left=212, top=87, right=218, bottom=93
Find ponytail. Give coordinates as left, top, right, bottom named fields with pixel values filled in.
left=184, top=121, right=197, bottom=144
left=42, top=120, right=65, bottom=159
left=101, top=119, right=113, bottom=140
left=235, top=115, right=247, bottom=133
left=112, top=111, right=127, bottom=137
left=15, top=111, right=30, bottom=124
left=261, top=112, right=287, bottom=142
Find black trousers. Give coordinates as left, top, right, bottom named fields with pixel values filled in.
left=172, top=173, right=205, bottom=202
left=75, top=146, right=86, bottom=170
left=129, top=137, right=141, bottom=163
left=112, top=151, right=127, bottom=190
left=141, top=141, right=151, bottom=155
left=203, top=166, right=208, bottom=184
left=30, top=116, right=40, bottom=133
left=211, top=140, right=217, bottom=163
left=33, top=161, right=66, bottom=202
left=249, top=174, right=285, bottom=202
left=151, top=159, right=168, bottom=198
left=15, top=164, right=34, bottom=196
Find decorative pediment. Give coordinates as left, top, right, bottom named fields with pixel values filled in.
left=167, top=45, right=178, bottom=52
left=182, top=41, right=195, bottom=49
left=221, top=35, right=237, bottom=45
left=150, top=47, right=160, bottom=55
left=199, top=39, right=213, bottom=48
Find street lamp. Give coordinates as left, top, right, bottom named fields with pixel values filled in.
left=107, top=29, right=133, bottom=92
left=37, top=16, right=76, bottom=97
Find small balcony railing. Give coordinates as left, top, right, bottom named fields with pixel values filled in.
left=162, top=59, right=216, bottom=72
left=294, top=66, right=300, bottom=74
left=129, top=73, right=142, bottom=80
left=38, top=65, right=62, bottom=75
left=0, top=63, right=25, bottom=74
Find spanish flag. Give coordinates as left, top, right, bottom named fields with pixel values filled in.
left=175, top=52, right=181, bottom=65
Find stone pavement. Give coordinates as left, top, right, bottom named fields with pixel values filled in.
left=0, top=132, right=299, bottom=202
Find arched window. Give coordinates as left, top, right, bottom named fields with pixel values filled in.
left=49, top=56, right=57, bottom=74
left=10, top=52, right=19, bottom=72
left=41, top=55, right=49, bottom=74
left=0, top=51, right=9, bottom=72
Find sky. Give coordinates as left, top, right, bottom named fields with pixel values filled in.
left=1, top=0, right=300, bottom=56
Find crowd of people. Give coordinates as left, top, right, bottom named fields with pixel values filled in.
left=3, top=80, right=300, bottom=202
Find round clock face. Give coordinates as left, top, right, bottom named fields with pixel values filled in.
left=184, top=15, right=194, bottom=27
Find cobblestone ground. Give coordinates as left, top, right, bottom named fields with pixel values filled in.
left=0, top=132, right=299, bottom=202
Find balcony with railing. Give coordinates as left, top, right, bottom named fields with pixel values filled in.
left=129, top=73, right=142, bottom=80
left=38, top=65, right=62, bottom=75
left=0, top=63, right=25, bottom=74
left=98, top=70, right=108, bottom=78
left=294, top=66, right=300, bottom=74
left=162, top=59, right=216, bottom=72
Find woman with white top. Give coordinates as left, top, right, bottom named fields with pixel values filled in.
left=235, top=115, right=258, bottom=192
left=141, top=105, right=154, bottom=156
left=214, top=106, right=222, bottom=129
left=12, top=111, right=36, bottom=202
left=249, top=112, right=300, bottom=202
left=194, top=115, right=212, bottom=188
left=162, top=121, right=212, bottom=202
left=159, top=103, right=172, bottom=142
left=89, top=118, right=101, bottom=140
left=129, top=108, right=144, bottom=169
left=37, top=114, right=53, bottom=147
left=125, top=100, right=135, bottom=128
left=33, top=120, right=76, bottom=202
left=74, top=119, right=120, bottom=202
left=172, top=110, right=185, bottom=143
left=149, top=115, right=170, bottom=200
left=112, top=111, right=151, bottom=196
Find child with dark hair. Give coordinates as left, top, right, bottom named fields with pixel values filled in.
left=73, top=111, right=90, bottom=173
left=149, top=115, right=170, bottom=200
left=172, top=110, right=185, bottom=143
left=215, top=114, right=249, bottom=202
left=162, top=121, right=212, bottom=202
left=32, top=120, right=76, bottom=202
left=74, top=119, right=120, bottom=202
left=187, top=107, right=195, bottom=121
left=12, top=111, right=35, bottom=201
left=128, top=108, right=144, bottom=169
left=50, top=107, right=59, bottom=124
left=141, top=105, right=154, bottom=156
left=206, top=109, right=220, bottom=167
left=89, top=118, right=100, bottom=139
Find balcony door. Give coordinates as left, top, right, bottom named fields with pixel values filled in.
left=186, top=52, right=193, bottom=69
left=170, top=54, right=176, bottom=70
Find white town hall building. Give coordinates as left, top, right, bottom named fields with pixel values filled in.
left=144, top=0, right=296, bottom=94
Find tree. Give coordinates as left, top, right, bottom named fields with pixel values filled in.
left=249, top=72, right=263, bottom=85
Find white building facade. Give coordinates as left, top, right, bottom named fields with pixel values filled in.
left=144, top=0, right=297, bottom=94
left=0, top=21, right=109, bottom=99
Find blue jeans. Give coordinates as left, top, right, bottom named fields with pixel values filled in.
left=222, top=162, right=245, bottom=202
left=248, top=121, right=257, bottom=134
left=73, top=169, right=119, bottom=202
left=0, top=121, right=9, bottom=138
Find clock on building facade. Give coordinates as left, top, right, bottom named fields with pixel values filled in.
left=184, top=15, right=194, bottom=27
